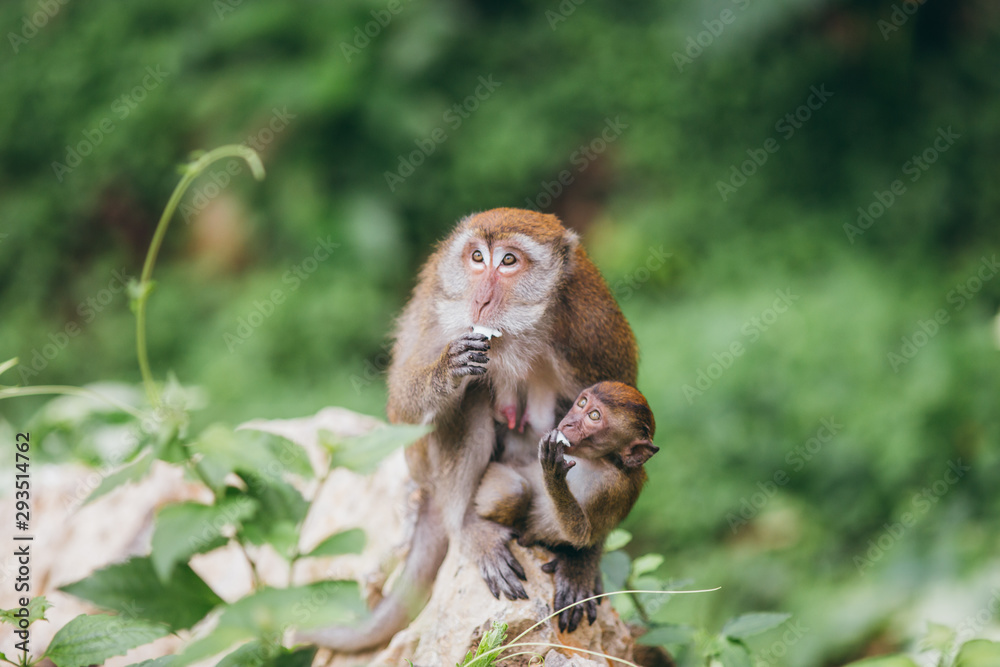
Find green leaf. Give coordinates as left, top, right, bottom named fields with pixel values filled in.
left=0, top=595, right=53, bottom=626
left=125, top=657, right=178, bottom=667
left=458, top=621, right=508, bottom=666
left=217, top=643, right=317, bottom=667
left=638, top=623, right=697, bottom=646
left=842, top=657, right=919, bottom=667
left=600, top=550, right=631, bottom=592
left=920, top=622, right=956, bottom=654
left=60, top=557, right=222, bottom=632
left=273, top=646, right=319, bottom=667
left=175, top=581, right=364, bottom=666
left=265, top=436, right=314, bottom=479
left=721, top=612, right=792, bottom=640
left=716, top=638, right=752, bottom=667
left=188, top=424, right=313, bottom=492
left=631, top=553, right=665, bottom=578
left=151, top=498, right=258, bottom=581
left=304, top=529, right=366, bottom=558
left=322, top=423, right=431, bottom=474
left=956, top=640, right=1000, bottom=667
left=190, top=425, right=289, bottom=491
left=85, top=449, right=154, bottom=505
left=236, top=473, right=309, bottom=558
left=605, top=528, right=633, bottom=552
left=44, top=613, right=169, bottom=667
left=216, top=640, right=278, bottom=667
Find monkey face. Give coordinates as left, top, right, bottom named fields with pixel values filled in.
left=558, top=382, right=658, bottom=464
left=556, top=388, right=610, bottom=458
left=435, top=209, right=578, bottom=339
left=464, top=239, right=528, bottom=326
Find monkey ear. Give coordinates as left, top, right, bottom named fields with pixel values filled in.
left=560, top=228, right=580, bottom=269
left=622, top=440, right=659, bottom=468
left=562, top=228, right=580, bottom=250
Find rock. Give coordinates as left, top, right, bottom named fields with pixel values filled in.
left=341, top=539, right=636, bottom=667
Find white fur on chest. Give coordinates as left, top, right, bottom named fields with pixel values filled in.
left=564, top=455, right=605, bottom=501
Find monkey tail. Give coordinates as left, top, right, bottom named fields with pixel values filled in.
left=297, top=496, right=449, bottom=653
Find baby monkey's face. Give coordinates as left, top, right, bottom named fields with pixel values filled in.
left=556, top=381, right=657, bottom=466
left=557, top=388, right=619, bottom=459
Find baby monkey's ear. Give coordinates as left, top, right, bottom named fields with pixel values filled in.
left=622, top=440, right=659, bottom=468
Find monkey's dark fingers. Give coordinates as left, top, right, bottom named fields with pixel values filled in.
left=480, top=549, right=528, bottom=600
left=559, top=459, right=576, bottom=475
left=483, top=570, right=502, bottom=599
left=503, top=547, right=527, bottom=581
left=557, top=599, right=584, bottom=634
left=454, top=334, right=490, bottom=351
left=487, top=565, right=528, bottom=601
left=452, top=345, right=489, bottom=359
left=453, top=365, right=487, bottom=378
left=539, top=433, right=560, bottom=466
left=585, top=597, right=598, bottom=626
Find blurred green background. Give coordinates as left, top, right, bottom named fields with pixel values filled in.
left=2, top=0, right=999, bottom=664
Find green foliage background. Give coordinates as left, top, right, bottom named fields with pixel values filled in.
left=2, top=0, right=999, bottom=664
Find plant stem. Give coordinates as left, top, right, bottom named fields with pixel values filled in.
left=134, top=145, right=264, bottom=407
left=0, top=384, right=146, bottom=420
left=629, top=589, right=652, bottom=625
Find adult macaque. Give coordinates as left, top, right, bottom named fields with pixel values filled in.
left=476, top=381, right=658, bottom=631
left=299, top=208, right=636, bottom=651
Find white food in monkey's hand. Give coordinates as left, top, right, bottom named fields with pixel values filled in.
left=555, top=431, right=571, bottom=447
left=471, top=325, right=502, bottom=339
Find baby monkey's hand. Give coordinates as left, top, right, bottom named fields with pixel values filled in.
left=539, top=430, right=575, bottom=479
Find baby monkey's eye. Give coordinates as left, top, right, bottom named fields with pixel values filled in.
left=577, top=397, right=587, bottom=408
left=501, top=253, right=516, bottom=266
left=588, top=409, right=600, bottom=421
left=472, top=250, right=484, bottom=262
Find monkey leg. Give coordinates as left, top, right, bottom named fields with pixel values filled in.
left=474, top=462, right=532, bottom=528
left=541, top=543, right=604, bottom=633
left=295, top=494, right=448, bottom=653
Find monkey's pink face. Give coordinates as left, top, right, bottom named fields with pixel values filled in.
left=556, top=390, right=610, bottom=459
left=464, top=240, right=528, bottom=326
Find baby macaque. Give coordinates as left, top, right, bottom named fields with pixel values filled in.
left=476, top=381, right=658, bottom=554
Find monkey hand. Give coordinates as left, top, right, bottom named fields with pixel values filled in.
left=436, top=331, right=490, bottom=388
left=541, top=548, right=603, bottom=633
left=539, top=430, right=575, bottom=480
left=465, top=519, right=528, bottom=601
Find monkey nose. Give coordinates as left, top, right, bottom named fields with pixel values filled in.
left=474, top=299, right=492, bottom=322
left=557, top=420, right=578, bottom=442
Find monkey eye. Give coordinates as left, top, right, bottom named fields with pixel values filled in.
left=501, top=253, right=517, bottom=266
left=577, top=397, right=587, bottom=408
left=472, top=249, right=484, bottom=262
left=588, top=409, right=600, bottom=421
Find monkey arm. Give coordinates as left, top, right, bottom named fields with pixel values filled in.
left=538, top=431, right=593, bottom=548
left=386, top=331, right=490, bottom=423
left=542, top=478, right=592, bottom=548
